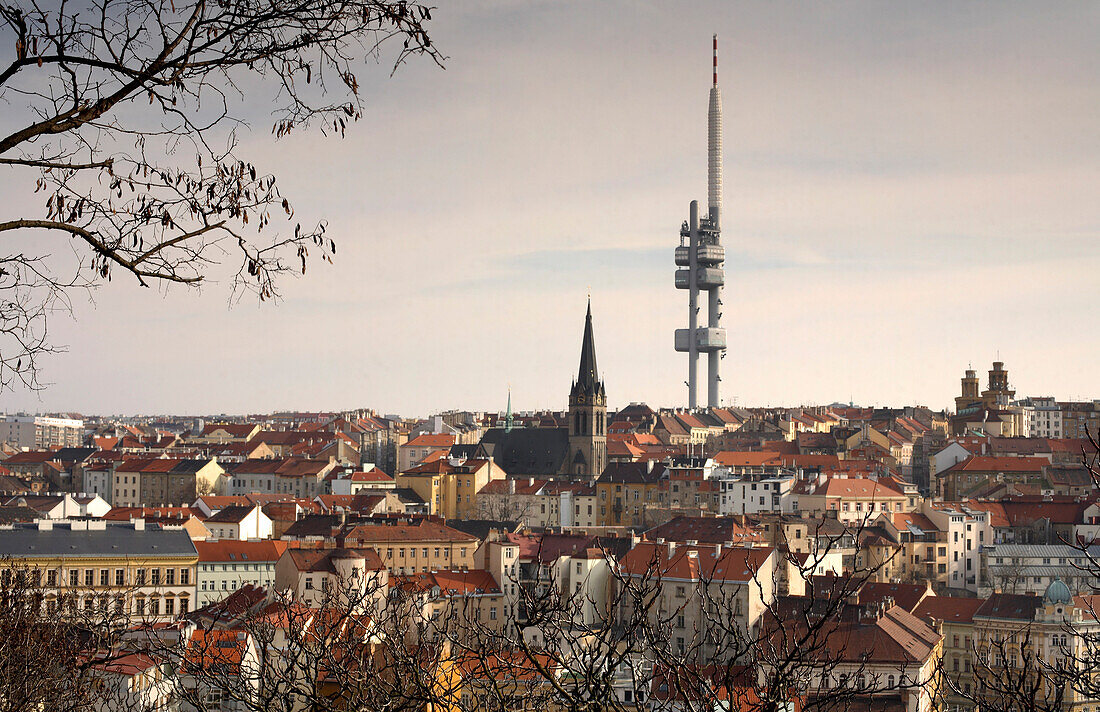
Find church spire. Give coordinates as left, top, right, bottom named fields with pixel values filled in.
left=504, top=386, right=514, bottom=433
left=575, top=298, right=602, bottom=398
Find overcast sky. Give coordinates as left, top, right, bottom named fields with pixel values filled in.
left=2, top=0, right=1098, bottom=417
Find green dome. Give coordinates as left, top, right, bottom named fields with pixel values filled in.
left=1045, top=579, right=1072, bottom=605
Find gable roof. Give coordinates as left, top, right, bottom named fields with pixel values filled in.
left=974, top=593, right=1042, bottom=621
left=478, top=427, right=571, bottom=476
left=597, top=461, right=667, bottom=485
left=205, top=505, right=259, bottom=524
left=285, top=547, right=384, bottom=573
left=912, top=595, right=986, bottom=625
left=645, top=515, right=765, bottom=546
left=403, top=433, right=456, bottom=450
left=196, top=539, right=288, bottom=563
left=618, top=542, right=774, bottom=583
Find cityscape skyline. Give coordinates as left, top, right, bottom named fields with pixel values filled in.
left=0, top=1, right=1096, bottom=415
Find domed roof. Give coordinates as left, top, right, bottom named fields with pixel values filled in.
left=1045, top=579, right=1073, bottom=605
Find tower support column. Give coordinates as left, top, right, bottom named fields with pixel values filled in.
left=687, top=201, right=699, bottom=409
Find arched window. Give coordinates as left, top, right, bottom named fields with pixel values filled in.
left=580, top=412, right=588, bottom=435
left=574, top=411, right=581, bottom=433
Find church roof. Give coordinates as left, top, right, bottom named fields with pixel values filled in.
left=478, top=427, right=571, bottom=476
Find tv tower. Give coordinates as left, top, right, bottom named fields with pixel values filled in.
left=675, top=35, right=726, bottom=409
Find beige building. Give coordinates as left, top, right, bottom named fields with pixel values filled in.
left=397, top=433, right=456, bottom=473
left=338, top=519, right=481, bottom=575
left=793, top=475, right=912, bottom=524
left=760, top=599, right=943, bottom=712
left=112, top=458, right=225, bottom=507
left=274, top=546, right=389, bottom=610
left=616, top=542, right=777, bottom=656
left=397, top=457, right=506, bottom=520
left=476, top=478, right=597, bottom=528
left=0, top=519, right=197, bottom=621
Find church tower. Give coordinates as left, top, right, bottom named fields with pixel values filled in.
left=568, top=299, right=607, bottom=477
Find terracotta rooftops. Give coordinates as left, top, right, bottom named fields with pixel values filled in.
left=618, top=542, right=774, bottom=583
left=951, top=456, right=1049, bottom=473
left=912, top=595, right=987, bottom=625
left=195, top=539, right=287, bottom=563
left=392, top=568, right=501, bottom=596
left=403, top=433, right=457, bottom=449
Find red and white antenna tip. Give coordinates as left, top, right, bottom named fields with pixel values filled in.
left=712, top=35, right=718, bottom=86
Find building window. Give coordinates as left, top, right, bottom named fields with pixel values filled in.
left=180, top=569, right=190, bottom=585
left=115, top=569, right=125, bottom=586
left=150, top=569, right=160, bottom=586
left=165, top=568, right=175, bottom=586
left=149, top=599, right=159, bottom=616
left=84, top=569, right=94, bottom=587
left=164, top=598, right=175, bottom=616
left=99, top=569, right=109, bottom=587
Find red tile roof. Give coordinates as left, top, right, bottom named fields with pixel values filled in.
left=196, top=540, right=287, bottom=563
left=912, top=595, right=986, bottom=625
left=618, top=542, right=773, bottom=583
left=714, top=451, right=783, bottom=467
left=392, top=568, right=501, bottom=596
left=403, top=433, right=456, bottom=449
left=954, top=456, right=1048, bottom=473
left=818, top=477, right=906, bottom=499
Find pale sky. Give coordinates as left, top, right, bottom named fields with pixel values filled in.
left=2, top=1, right=1098, bottom=417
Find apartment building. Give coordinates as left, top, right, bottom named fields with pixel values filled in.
left=337, top=519, right=480, bottom=575
left=396, top=456, right=505, bottom=520
left=112, top=458, right=225, bottom=507
left=0, top=519, right=197, bottom=621
left=596, top=461, right=668, bottom=527
left=616, top=542, right=777, bottom=653
left=0, top=414, right=83, bottom=449
left=195, top=539, right=288, bottom=605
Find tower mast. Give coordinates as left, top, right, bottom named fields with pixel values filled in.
left=675, top=36, right=727, bottom=409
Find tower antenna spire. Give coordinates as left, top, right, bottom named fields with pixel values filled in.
left=713, top=34, right=718, bottom=87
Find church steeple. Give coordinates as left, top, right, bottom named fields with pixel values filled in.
left=504, top=387, right=514, bottom=433
left=568, top=299, right=607, bottom=477
left=572, top=298, right=605, bottom=402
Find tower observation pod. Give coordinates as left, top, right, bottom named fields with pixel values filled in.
left=674, top=35, right=726, bottom=409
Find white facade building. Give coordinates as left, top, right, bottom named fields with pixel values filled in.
left=203, top=505, right=272, bottom=541
left=0, top=414, right=84, bottom=449
left=1020, top=397, right=1063, bottom=438
left=195, top=540, right=286, bottom=606
left=922, top=501, right=992, bottom=593
left=82, top=466, right=113, bottom=504
left=715, top=472, right=795, bottom=515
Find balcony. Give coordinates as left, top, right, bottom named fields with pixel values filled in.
left=674, top=328, right=726, bottom=352
left=674, top=244, right=725, bottom=266
left=674, top=267, right=724, bottom=290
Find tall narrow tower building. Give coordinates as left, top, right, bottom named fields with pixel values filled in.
left=568, top=299, right=607, bottom=477
left=675, top=35, right=727, bottom=408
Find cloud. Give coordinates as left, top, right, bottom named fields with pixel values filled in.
left=0, top=1, right=1097, bottom=415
